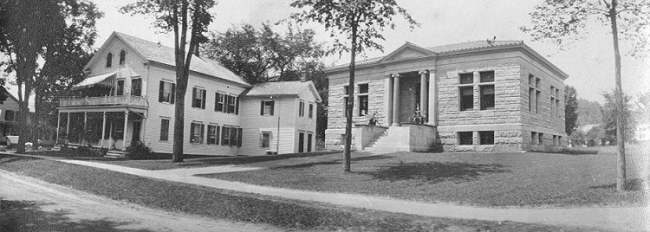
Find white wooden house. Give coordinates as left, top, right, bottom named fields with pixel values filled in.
left=56, top=32, right=320, bottom=156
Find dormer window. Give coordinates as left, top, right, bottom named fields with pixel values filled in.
left=106, top=52, right=113, bottom=67
left=119, top=50, right=126, bottom=65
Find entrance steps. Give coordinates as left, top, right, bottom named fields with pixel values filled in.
left=364, top=124, right=438, bottom=152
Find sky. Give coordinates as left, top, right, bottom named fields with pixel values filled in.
left=7, top=0, right=649, bottom=106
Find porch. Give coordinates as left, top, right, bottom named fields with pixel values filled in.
left=56, top=110, right=147, bottom=151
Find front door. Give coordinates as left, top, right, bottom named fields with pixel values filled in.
left=132, top=121, right=141, bottom=142
left=399, top=75, right=420, bottom=123
left=298, top=132, right=304, bottom=153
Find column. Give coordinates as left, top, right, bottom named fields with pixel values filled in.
left=122, top=111, right=129, bottom=151
left=55, top=112, right=61, bottom=144
left=419, top=70, right=428, bottom=118
left=100, top=112, right=107, bottom=148
left=392, top=74, right=400, bottom=126
left=428, top=71, right=438, bottom=126
left=383, top=74, right=393, bottom=126
left=83, top=112, right=88, bottom=145
left=66, top=113, right=70, bottom=143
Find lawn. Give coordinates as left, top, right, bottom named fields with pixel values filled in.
left=202, top=147, right=649, bottom=207
left=0, top=154, right=597, bottom=232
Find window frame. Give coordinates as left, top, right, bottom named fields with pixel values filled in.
left=119, top=50, right=126, bottom=65
left=459, top=86, right=474, bottom=111
left=479, top=131, right=494, bottom=145
left=192, top=87, right=206, bottom=109
left=190, top=122, right=204, bottom=144
left=261, top=131, right=271, bottom=148
left=159, top=81, right=176, bottom=104
left=261, top=100, right=275, bottom=116
left=458, top=132, right=473, bottom=145
left=131, top=78, right=142, bottom=96
left=479, top=85, right=495, bottom=110
left=299, top=100, right=305, bottom=117
left=308, top=103, right=314, bottom=118
left=160, top=118, right=170, bottom=141
left=116, top=79, right=125, bottom=96
left=106, top=52, right=113, bottom=68
left=207, top=124, right=220, bottom=145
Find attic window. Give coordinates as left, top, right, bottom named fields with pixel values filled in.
left=119, top=50, right=126, bottom=65
left=106, top=53, right=113, bottom=67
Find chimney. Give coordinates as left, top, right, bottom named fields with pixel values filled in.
left=300, top=65, right=309, bottom=82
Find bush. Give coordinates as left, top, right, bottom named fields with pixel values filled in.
left=125, top=141, right=155, bottom=160
left=74, top=145, right=105, bottom=157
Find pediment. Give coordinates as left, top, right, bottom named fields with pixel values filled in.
left=380, top=43, right=435, bottom=63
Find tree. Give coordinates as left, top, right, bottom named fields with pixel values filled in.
left=202, top=23, right=323, bottom=84
left=522, top=0, right=650, bottom=191
left=290, top=0, right=418, bottom=172
left=0, top=0, right=101, bottom=153
left=565, top=86, right=579, bottom=135
left=122, top=0, right=216, bottom=162
left=602, top=91, right=634, bottom=144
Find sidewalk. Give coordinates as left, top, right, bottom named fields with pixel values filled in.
left=7, top=152, right=649, bottom=231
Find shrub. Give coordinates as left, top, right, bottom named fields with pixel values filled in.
left=125, top=141, right=155, bottom=160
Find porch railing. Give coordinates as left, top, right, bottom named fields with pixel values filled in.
left=59, top=95, right=148, bottom=108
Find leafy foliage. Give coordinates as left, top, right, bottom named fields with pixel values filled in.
left=565, top=86, right=579, bottom=135
left=125, top=141, right=155, bottom=160
left=121, top=0, right=216, bottom=162
left=602, top=91, right=634, bottom=144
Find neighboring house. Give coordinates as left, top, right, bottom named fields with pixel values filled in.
left=56, top=32, right=320, bottom=156
left=325, top=40, right=568, bottom=152
left=636, top=123, right=650, bottom=141
left=0, top=87, right=20, bottom=145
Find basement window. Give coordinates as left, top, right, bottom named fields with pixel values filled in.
left=479, top=131, right=494, bottom=145
left=458, top=132, right=473, bottom=145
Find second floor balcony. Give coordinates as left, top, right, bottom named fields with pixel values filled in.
left=59, top=95, right=148, bottom=108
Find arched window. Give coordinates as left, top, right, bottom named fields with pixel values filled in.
left=119, top=50, right=126, bottom=65
left=106, top=52, right=113, bottom=67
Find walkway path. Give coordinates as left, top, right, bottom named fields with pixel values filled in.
left=7, top=152, right=649, bottom=231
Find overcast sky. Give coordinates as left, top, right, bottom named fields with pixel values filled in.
left=8, top=0, right=648, bottom=106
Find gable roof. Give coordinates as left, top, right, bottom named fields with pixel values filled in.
left=87, top=32, right=250, bottom=87
left=244, top=81, right=322, bottom=102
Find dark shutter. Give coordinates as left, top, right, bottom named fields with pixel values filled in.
left=260, top=101, right=264, bottom=115
left=170, top=83, right=176, bottom=104
left=230, top=127, right=236, bottom=147
left=237, top=128, right=243, bottom=147
left=216, top=126, right=220, bottom=145
left=201, top=89, right=206, bottom=109
left=200, top=124, right=205, bottom=144
left=235, top=97, right=239, bottom=115
left=270, top=101, right=275, bottom=116
left=214, top=92, right=219, bottom=111
left=159, top=81, right=164, bottom=102
left=190, top=123, right=195, bottom=143
left=192, top=88, right=196, bottom=107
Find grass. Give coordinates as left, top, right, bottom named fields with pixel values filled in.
left=0, top=154, right=598, bottom=232
left=202, top=147, right=649, bottom=208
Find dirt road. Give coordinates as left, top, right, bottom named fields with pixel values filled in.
left=0, top=170, right=283, bottom=232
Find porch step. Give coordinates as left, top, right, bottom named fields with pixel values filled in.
left=364, top=127, right=410, bottom=152
left=105, top=150, right=124, bottom=158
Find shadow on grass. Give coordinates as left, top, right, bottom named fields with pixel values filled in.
left=590, top=178, right=648, bottom=191
left=277, top=155, right=393, bottom=169
left=0, top=200, right=151, bottom=232
left=357, top=162, right=510, bottom=183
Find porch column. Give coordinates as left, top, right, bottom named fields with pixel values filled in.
left=122, top=111, right=128, bottom=151
left=383, top=74, right=393, bottom=125
left=100, top=112, right=107, bottom=147
left=419, top=70, right=428, bottom=118
left=428, top=70, right=438, bottom=126
left=392, top=73, right=400, bottom=126
left=66, top=113, right=70, bottom=143
left=83, top=112, right=88, bottom=145
left=55, top=112, right=61, bottom=144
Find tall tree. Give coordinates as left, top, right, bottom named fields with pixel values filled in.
left=122, top=0, right=215, bottom=162
left=565, top=86, right=579, bottom=135
left=602, top=91, right=634, bottom=144
left=202, top=23, right=323, bottom=84
left=290, top=0, right=418, bottom=172
left=522, top=0, right=650, bottom=191
left=0, top=0, right=101, bottom=153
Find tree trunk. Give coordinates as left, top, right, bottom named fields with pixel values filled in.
left=344, top=24, right=358, bottom=173
left=172, top=80, right=187, bottom=162
left=609, top=0, right=626, bottom=192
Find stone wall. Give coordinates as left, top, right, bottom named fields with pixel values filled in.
left=328, top=79, right=386, bottom=128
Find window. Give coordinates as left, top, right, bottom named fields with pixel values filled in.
left=458, top=132, right=473, bottom=145
left=160, top=118, right=169, bottom=141
left=106, top=52, right=113, bottom=67
left=558, top=136, right=563, bottom=146
left=221, top=126, right=230, bottom=145
left=460, top=86, right=473, bottom=111
left=227, top=95, right=237, bottom=114
left=119, top=50, right=126, bottom=65
left=207, top=125, right=220, bottom=145
left=215, top=93, right=224, bottom=112
left=307, top=133, right=313, bottom=152
left=479, top=131, right=494, bottom=145
left=192, top=87, right=206, bottom=109
left=131, top=79, right=142, bottom=96
left=158, top=81, right=176, bottom=104
left=357, top=83, right=369, bottom=116
left=531, top=132, right=538, bottom=145
left=261, top=131, right=271, bottom=148
left=480, top=85, right=495, bottom=110
left=116, top=80, right=124, bottom=96
left=260, top=100, right=274, bottom=115
left=308, top=104, right=314, bottom=118
left=5, top=110, right=15, bottom=121
left=343, top=85, right=351, bottom=117
left=553, top=135, right=558, bottom=146
left=529, top=75, right=541, bottom=113
left=299, top=101, right=305, bottom=117
left=359, top=83, right=369, bottom=94
left=536, top=90, right=541, bottom=113
left=538, top=133, right=544, bottom=145
left=344, top=85, right=351, bottom=95
left=480, top=71, right=494, bottom=83
left=230, top=127, right=242, bottom=147
left=550, top=86, right=556, bottom=119
left=459, top=73, right=473, bottom=84
left=190, top=122, right=204, bottom=144
left=529, top=88, right=535, bottom=112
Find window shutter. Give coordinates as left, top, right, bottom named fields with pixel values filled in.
left=259, top=132, right=263, bottom=147
left=260, top=101, right=264, bottom=115
left=270, top=101, right=275, bottom=116
left=170, top=83, right=176, bottom=104
left=235, top=97, right=239, bottom=115
left=192, top=88, right=196, bottom=107
left=200, top=124, right=205, bottom=144
left=201, top=89, right=206, bottom=109
left=237, top=128, right=243, bottom=147
left=190, top=123, right=195, bottom=143
left=214, top=93, right=219, bottom=111
left=216, top=126, right=220, bottom=145
left=221, top=126, right=226, bottom=145
left=159, top=81, right=164, bottom=102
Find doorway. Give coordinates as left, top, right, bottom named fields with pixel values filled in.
left=132, top=121, right=141, bottom=142
left=298, top=132, right=304, bottom=153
